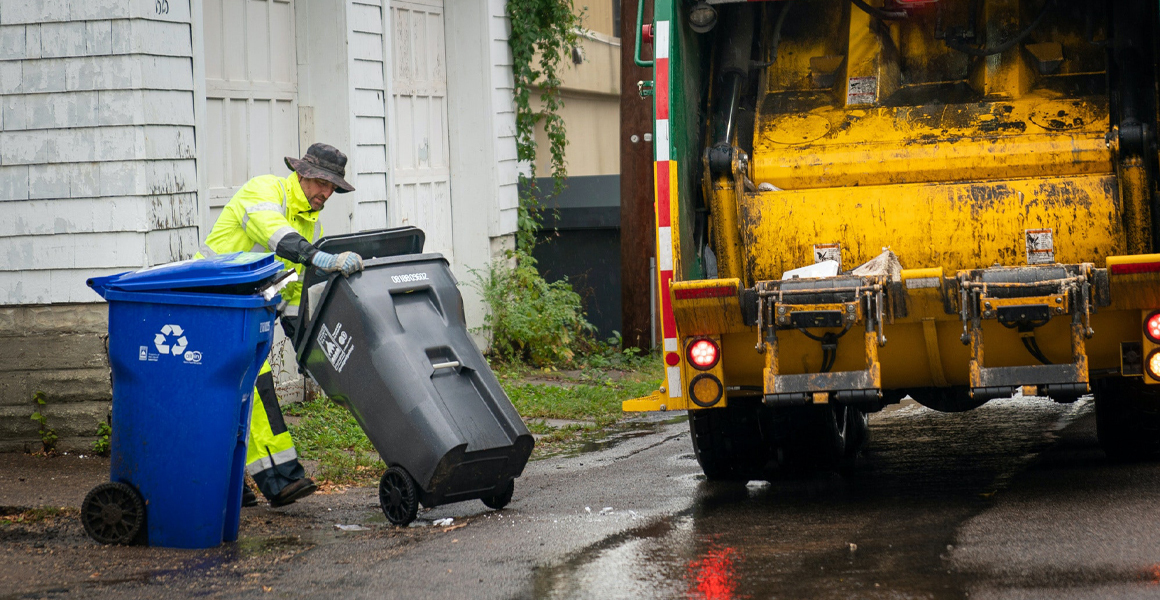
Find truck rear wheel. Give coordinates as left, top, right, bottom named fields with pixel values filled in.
left=773, top=403, right=871, bottom=474
left=1095, top=376, right=1160, bottom=461
left=840, top=408, right=870, bottom=474
left=688, top=399, right=773, bottom=481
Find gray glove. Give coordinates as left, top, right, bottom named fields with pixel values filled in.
left=336, top=251, right=363, bottom=276
left=311, top=251, right=363, bottom=276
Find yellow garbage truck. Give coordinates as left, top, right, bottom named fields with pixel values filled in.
left=625, top=0, right=1160, bottom=477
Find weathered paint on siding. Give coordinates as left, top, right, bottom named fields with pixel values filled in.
left=489, top=0, right=518, bottom=237
left=350, top=0, right=390, bottom=231
left=0, top=0, right=199, bottom=304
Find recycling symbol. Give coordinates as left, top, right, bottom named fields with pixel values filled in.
left=154, top=324, right=188, bottom=356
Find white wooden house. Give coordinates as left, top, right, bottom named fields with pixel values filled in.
left=0, top=0, right=520, bottom=451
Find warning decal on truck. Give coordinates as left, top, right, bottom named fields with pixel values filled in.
left=318, top=322, right=354, bottom=373
left=813, top=243, right=842, bottom=270
left=847, top=76, right=877, bottom=105
left=1025, top=229, right=1055, bottom=265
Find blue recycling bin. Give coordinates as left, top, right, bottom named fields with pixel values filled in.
left=84, top=253, right=285, bottom=548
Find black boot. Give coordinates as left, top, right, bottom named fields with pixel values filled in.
left=269, top=478, right=317, bottom=508
left=242, top=484, right=259, bottom=507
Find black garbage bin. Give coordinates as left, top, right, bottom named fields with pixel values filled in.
left=292, top=227, right=534, bottom=525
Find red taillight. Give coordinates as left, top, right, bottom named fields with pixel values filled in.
left=687, top=338, right=720, bottom=370
left=1146, top=311, right=1160, bottom=344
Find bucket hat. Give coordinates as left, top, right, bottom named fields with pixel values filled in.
left=285, top=143, right=355, bottom=193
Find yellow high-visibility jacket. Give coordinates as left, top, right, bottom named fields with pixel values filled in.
left=197, top=172, right=321, bottom=306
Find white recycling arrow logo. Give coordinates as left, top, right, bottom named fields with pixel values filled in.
left=154, top=324, right=188, bottom=356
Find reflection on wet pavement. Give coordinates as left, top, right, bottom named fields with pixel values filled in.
left=538, top=416, right=692, bottom=460
left=535, top=397, right=1092, bottom=599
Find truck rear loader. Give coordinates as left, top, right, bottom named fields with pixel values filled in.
left=625, top=0, right=1160, bottom=477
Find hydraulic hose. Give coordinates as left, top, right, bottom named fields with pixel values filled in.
left=850, top=0, right=906, bottom=21
left=944, top=0, right=1053, bottom=57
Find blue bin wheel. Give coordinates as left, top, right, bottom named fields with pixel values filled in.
left=378, top=466, right=418, bottom=526
left=81, top=482, right=145, bottom=545
left=481, top=479, right=514, bottom=510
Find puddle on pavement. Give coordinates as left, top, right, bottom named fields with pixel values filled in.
left=533, top=398, right=1116, bottom=599
left=535, top=415, right=689, bottom=461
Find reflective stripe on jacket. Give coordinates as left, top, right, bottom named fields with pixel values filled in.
left=197, top=172, right=321, bottom=305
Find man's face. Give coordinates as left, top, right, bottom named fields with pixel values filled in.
left=301, top=177, right=336, bottom=211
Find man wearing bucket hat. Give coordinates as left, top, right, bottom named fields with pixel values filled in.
left=197, top=143, right=360, bottom=507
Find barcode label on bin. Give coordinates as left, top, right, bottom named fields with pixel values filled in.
left=391, top=272, right=429, bottom=284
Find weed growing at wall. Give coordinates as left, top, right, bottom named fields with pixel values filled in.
left=482, top=0, right=593, bottom=366
left=29, top=391, right=57, bottom=454
left=474, top=257, right=592, bottom=366
left=91, top=420, right=112, bottom=456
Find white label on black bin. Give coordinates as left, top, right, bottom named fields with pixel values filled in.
left=391, top=272, right=429, bottom=284
left=319, top=322, right=354, bottom=373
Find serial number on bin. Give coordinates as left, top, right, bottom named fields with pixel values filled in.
left=391, top=273, right=429, bottom=284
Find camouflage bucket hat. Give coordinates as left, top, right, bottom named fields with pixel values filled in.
left=285, top=143, right=355, bottom=193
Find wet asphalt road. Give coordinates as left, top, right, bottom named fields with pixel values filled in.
left=5, top=396, right=1160, bottom=599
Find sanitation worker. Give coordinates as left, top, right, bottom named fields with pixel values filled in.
left=197, top=143, right=363, bottom=507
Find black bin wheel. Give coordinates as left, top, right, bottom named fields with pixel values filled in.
left=81, top=481, right=145, bottom=545
left=378, top=466, right=419, bottom=526
left=481, top=479, right=515, bottom=510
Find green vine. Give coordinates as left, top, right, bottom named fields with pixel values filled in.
left=506, top=0, right=583, bottom=249
left=472, top=0, right=592, bottom=366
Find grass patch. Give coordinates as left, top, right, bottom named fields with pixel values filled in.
left=284, top=396, right=384, bottom=487
left=284, top=354, right=664, bottom=480
left=498, top=354, right=663, bottom=453
left=0, top=507, right=74, bottom=527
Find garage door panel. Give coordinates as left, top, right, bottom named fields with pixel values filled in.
left=249, top=100, right=271, bottom=176
left=228, top=99, right=248, bottom=187
left=247, top=0, right=271, bottom=81
left=425, top=12, right=444, bottom=85
left=205, top=0, right=224, bottom=80
left=205, top=0, right=298, bottom=208
left=395, top=96, right=415, bottom=167
left=273, top=99, right=298, bottom=164
left=206, top=98, right=225, bottom=188
left=271, top=1, right=295, bottom=81
left=429, top=96, right=446, bottom=168
left=223, top=0, right=247, bottom=81
left=390, top=0, right=452, bottom=260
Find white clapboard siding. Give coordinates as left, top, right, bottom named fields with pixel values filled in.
left=0, top=0, right=202, bottom=305
left=389, top=0, right=453, bottom=259
left=202, top=0, right=298, bottom=226
left=489, top=0, right=519, bottom=236
left=351, top=0, right=390, bottom=232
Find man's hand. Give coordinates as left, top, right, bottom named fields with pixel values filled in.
left=310, top=250, right=363, bottom=276
left=336, top=251, right=363, bottom=276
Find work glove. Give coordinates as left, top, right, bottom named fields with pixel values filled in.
left=336, top=251, right=364, bottom=276
left=311, top=250, right=364, bottom=277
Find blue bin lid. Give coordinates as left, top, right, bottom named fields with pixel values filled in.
left=88, top=252, right=285, bottom=298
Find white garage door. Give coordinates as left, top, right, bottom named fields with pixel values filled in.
left=390, top=0, right=454, bottom=260
left=203, top=0, right=299, bottom=225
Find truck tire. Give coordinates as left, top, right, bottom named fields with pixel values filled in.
left=774, top=405, right=848, bottom=473
left=840, top=408, right=870, bottom=474
left=1095, top=376, right=1160, bottom=461
left=688, top=399, right=773, bottom=481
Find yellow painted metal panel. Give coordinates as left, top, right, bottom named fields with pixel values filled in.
left=739, top=174, right=1124, bottom=282
left=752, top=99, right=1112, bottom=190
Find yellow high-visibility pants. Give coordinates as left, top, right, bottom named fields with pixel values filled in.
left=245, top=360, right=305, bottom=498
